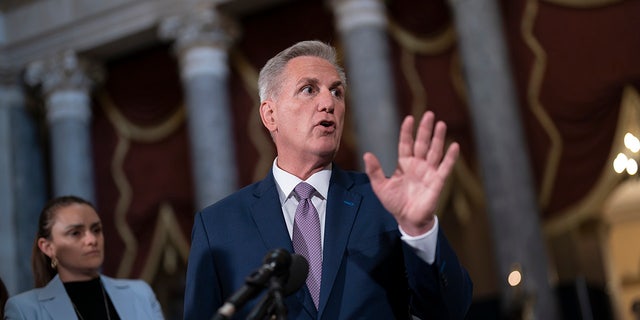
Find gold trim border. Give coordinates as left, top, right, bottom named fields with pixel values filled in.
left=522, top=0, right=563, bottom=209
left=140, top=202, right=191, bottom=282
left=230, top=49, right=275, bottom=181
left=542, top=0, right=624, bottom=8
left=99, top=91, right=186, bottom=278
left=388, top=18, right=455, bottom=56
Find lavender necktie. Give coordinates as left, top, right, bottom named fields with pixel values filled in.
left=292, top=182, right=322, bottom=309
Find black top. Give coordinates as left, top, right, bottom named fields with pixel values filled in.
left=64, top=277, right=121, bottom=320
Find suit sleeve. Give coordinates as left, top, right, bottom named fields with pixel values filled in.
left=184, top=211, right=222, bottom=320
left=403, top=227, right=473, bottom=320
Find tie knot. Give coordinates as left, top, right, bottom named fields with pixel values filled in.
left=295, top=182, right=315, bottom=200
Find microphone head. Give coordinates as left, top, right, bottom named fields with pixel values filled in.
left=283, top=254, right=309, bottom=296
left=263, top=248, right=292, bottom=276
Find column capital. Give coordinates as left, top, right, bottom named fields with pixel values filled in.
left=0, top=70, right=25, bottom=110
left=0, top=66, right=20, bottom=86
left=24, top=50, right=103, bottom=96
left=159, top=5, right=240, bottom=55
left=329, top=0, right=387, bottom=32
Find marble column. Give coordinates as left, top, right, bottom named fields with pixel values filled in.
left=331, top=0, right=399, bottom=174
left=25, top=50, right=100, bottom=204
left=160, top=6, right=239, bottom=210
left=0, top=69, right=47, bottom=294
left=448, top=0, right=559, bottom=318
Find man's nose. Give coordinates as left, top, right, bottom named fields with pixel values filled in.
left=318, top=89, right=335, bottom=113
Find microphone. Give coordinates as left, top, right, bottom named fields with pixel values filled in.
left=213, top=249, right=292, bottom=320
left=282, top=253, right=309, bottom=295
left=246, top=254, right=309, bottom=320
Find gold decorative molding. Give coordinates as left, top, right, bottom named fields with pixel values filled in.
left=542, top=0, right=624, bottom=8
left=545, top=85, right=640, bottom=236
left=388, top=18, right=455, bottom=56
left=452, top=155, right=486, bottom=225
left=99, top=91, right=186, bottom=142
left=399, top=47, right=428, bottom=120
left=110, top=134, right=136, bottom=278
left=140, top=202, right=191, bottom=282
left=99, top=91, right=186, bottom=277
left=522, top=0, right=562, bottom=209
left=230, top=49, right=275, bottom=181
left=450, top=51, right=467, bottom=105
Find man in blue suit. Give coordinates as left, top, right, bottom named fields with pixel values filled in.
left=184, top=40, right=472, bottom=320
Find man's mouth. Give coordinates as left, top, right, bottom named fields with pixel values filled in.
left=319, top=120, right=334, bottom=128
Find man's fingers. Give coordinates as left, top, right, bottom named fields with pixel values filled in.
left=437, top=142, right=460, bottom=179
left=398, top=116, right=415, bottom=158
left=414, top=111, right=434, bottom=159
left=426, top=121, right=447, bottom=167
left=363, top=152, right=385, bottom=187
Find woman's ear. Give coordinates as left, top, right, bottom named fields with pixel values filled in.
left=38, top=237, right=54, bottom=258
left=260, top=100, right=277, bottom=132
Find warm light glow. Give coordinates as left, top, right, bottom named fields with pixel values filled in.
left=624, top=132, right=640, bottom=153
left=508, top=270, right=522, bottom=287
left=613, top=153, right=628, bottom=173
left=627, top=158, right=638, bottom=175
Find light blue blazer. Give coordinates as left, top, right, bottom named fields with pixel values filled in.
left=4, top=274, right=164, bottom=320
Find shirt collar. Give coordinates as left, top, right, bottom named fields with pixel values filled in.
left=272, top=158, right=332, bottom=203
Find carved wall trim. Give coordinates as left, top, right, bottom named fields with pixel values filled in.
left=522, top=0, right=562, bottom=209
left=99, top=90, right=186, bottom=277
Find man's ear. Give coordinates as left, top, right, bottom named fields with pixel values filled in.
left=38, top=237, right=54, bottom=258
left=260, top=100, right=277, bottom=132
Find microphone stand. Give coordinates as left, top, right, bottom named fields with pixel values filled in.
left=270, top=277, right=287, bottom=320
left=246, top=276, right=287, bottom=320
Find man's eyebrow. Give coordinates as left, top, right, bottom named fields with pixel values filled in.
left=330, top=80, right=344, bottom=88
left=296, top=77, right=319, bottom=86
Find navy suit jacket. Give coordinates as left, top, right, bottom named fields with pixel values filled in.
left=184, top=165, right=472, bottom=319
left=4, top=274, right=164, bottom=319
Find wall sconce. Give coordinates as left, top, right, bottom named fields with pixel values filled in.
left=613, top=132, right=640, bottom=175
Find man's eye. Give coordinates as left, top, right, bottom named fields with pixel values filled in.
left=301, top=86, right=314, bottom=94
left=331, top=88, right=343, bottom=98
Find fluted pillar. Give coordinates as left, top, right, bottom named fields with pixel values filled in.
left=331, top=0, right=399, bottom=174
left=160, top=6, right=239, bottom=210
left=0, top=69, right=47, bottom=294
left=448, top=0, right=559, bottom=318
left=25, top=51, right=100, bottom=204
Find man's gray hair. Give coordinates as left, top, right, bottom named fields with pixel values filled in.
left=258, top=40, right=347, bottom=102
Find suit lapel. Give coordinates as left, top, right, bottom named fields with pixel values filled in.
left=250, top=172, right=315, bottom=317
left=317, top=167, right=361, bottom=318
left=38, top=275, right=81, bottom=320
left=250, top=172, right=295, bottom=253
left=102, top=275, right=135, bottom=318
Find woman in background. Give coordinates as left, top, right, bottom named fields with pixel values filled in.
left=4, top=195, right=164, bottom=319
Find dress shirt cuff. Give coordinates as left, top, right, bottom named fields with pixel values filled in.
left=399, top=216, right=439, bottom=264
